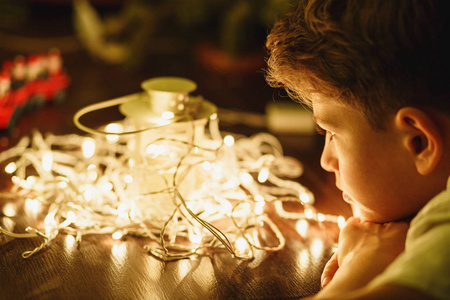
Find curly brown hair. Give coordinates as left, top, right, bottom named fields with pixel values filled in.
left=266, top=0, right=449, bottom=129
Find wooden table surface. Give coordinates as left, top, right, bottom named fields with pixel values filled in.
left=0, top=9, right=351, bottom=298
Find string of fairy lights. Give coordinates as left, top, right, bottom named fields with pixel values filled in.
left=0, top=83, right=345, bottom=261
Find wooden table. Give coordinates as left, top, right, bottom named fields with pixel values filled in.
left=0, top=29, right=351, bottom=299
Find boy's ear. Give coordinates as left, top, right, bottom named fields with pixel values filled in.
left=394, top=107, right=443, bottom=175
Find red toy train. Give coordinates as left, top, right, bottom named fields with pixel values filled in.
left=0, top=49, right=70, bottom=131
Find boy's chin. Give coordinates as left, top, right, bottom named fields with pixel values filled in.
left=350, top=204, right=362, bottom=218
left=350, top=204, right=383, bottom=223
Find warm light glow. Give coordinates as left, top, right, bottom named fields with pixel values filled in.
left=105, top=123, right=122, bottom=143
left=5, top=162, right=17, bottom=174
left=254, top=201, right=265, bottom=215
left=2, top=202, right=16, bottom=217
left=82, top=137, right=96, bottom=158
left=146, top=144, right=166, bottom=158
left=304, top=208, right=314, bottom=219
left=337, top=216, right=346, bottom=229
left=161, top=111, right=175, bottom=120
left=0, top=122, right=340, bottom=261
left=240, top=172, right=253, bottom=185
left=58, top=181, right=67, bottom=188
left=296, top=219, right=309, bottom=238
left=25, top=198, right=40, bottom=216
left=112, top=231, right=123, bottom=240
left=189, top=229, right=202, bottom=245
left=124, top=174, right=133, bottom=184
left=42, top=151, right=53, bottom=172
left=66, top=211, right=76, bottom=223
left=300, top=193, right=310, bottom=204
left=234, top=237, right=249, bottom=256
left=224, top=135, right=235, bottom=146
left=311, top=238, right=324, bottom=260
left=202, top=161, right=212, bottom=171
left=82, top=186, right=94, bottom=201
left=317, top=213, right=326, bottom=222
left=257, top=168, right=269, bottom=183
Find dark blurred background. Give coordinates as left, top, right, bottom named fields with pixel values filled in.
left=0, top=0, right=321, bottom=159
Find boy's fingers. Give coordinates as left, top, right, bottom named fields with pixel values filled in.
left=321, top=252, right=339, bottom=288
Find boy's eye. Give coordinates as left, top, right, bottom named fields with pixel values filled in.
left=315, top=125, right=335, bottom=140
left=315, top=125, right=326, bottom=135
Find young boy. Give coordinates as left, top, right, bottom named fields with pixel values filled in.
left=265, top=0, right=450, bottom=299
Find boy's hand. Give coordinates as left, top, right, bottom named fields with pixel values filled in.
left=318, top=217, right=409, bottom=295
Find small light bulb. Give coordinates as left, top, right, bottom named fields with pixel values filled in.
left=304, top=208, right=314, bottom=219
left=224, top=135, right=234, bottom=146
left=317, top=213, right=326, bottom=222
left=82, top=137, right=96, bottom=158
left=105, top=123, right=122, bottom=143
left=161, top=111, right=174, bottom=120
left=202, top=161, right=212, bottom=171
left=112, top=231, right=123, bottom=240
left=240, top=172, right=253, bottom=185
left=42, top=151, right=53, bottom=172
left=254, top=201, right=265, bottom=215
left=300, top=193, right=310, bottom=204
left=124, top=174, right=133, bottom=184
left=5, top=162, right=17, bottom=174
left=257, top=168, right=269, bottom=183
left=66, top=211, right=76, bottom=223
left=235, top=237, right=249, bottom=256
left=337, top=216, right=346, bottom=229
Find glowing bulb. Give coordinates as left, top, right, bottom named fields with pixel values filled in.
left=254, top=194, right=264, bottom=202
left=235, top=237, right=248, bottom=256
left=304, top=208, right=314, bottom=219
left=257, top=168, right=269, bottom=183
left=42, top=151, right=53, bottom=172
left=189, top=229, right=202, bottom=244
left=2, top=202, right=16, bottom=217
left=204, top=202, right=214, bottom=214
left=58, top=181, right=67, bottom=188
left=5, top=162, right=17, bottom=174
left=219, top=199, right=232, bottom=215
left=311, top=238, right=324, bottom=259
left=24, top=176, right=36, bottom=189
left=254, top=201, right=265, bottom=215
left=82, top=137, right=96, bottom=158
left=202, top=161, right=212, bottom=171
left=83, top=187, right=94, bottom=201
left=161, top=111, right=174, bottom=120
left=240, top=172, right=253, bottom=185
left=66, top=211, right=76, bottom=223
left=296, top=219, right=309, bottom=238
left=124, top=174, right=133, bottom=184
left=100, top=181, right=113, bottom=193
left=25, top=198, right=40, bottom=215
left=224, top=135, right=234, bottom=146
left=337, top=216, right=346, bottom=229
left=117, top=203, right=129, bottom=219
left=146, top=144, right=166, bottom=158
left=112, top=231, right=123, bottom=240
left=105, top=123, right=122, bottom=143
left=317, top=213, right=326, bottom=222
left=300, top=193, right=310, bottom=204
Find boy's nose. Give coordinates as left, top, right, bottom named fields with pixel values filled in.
left=320, top=139, right=339, bottom=173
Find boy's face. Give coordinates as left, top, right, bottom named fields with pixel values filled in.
left=312, top=94, right=426, bottom=223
